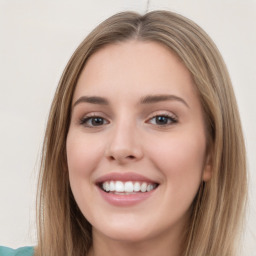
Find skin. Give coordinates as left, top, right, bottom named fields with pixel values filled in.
left=66, top=40, right=212, bottom=256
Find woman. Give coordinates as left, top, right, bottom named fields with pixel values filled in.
left=0, top=10, right=247, bottom=256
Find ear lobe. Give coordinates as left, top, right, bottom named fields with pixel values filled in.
left=202, top=163, right=212, bottom=182
left=202, top=154, right=212, bottom=182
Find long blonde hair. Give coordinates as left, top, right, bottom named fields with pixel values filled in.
left=35, top=10, right=247, bottom=256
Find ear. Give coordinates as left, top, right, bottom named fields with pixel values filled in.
left=202, top=154, right=212, bottom=182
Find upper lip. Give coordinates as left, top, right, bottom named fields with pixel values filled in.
left=95, top=172, right=159, bottom=184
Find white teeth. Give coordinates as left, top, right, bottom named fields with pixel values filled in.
left=124, top=181, right=133, bottom=192
left=103, top=182, right=109, bottom=192
left=109, top=181, right=115, bottom=191
left=101, top=181, right=157, bottom=193
left=115, top=181, right=124, bottom=192
left=147, top=184, right=154, bottom=192
left=141, top=182, right=147, bottom=192
left=134, top=182, right=141, bottom=192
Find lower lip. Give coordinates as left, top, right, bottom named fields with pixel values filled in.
left=97, top=186, right=157, bottom=206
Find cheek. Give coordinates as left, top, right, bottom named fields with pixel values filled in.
left=66, top=132, right=104, bottom=209
left=66, top=132, right=104, bottom=178
left=152, top=132, right=205, bottom=169
left=66, top=131, right=105, bottom=217
left=148, top=131, right=206, bottom=201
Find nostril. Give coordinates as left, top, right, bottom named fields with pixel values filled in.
left=107, top=154, right=136, bottom=162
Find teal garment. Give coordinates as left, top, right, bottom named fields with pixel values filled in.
left=0, top=246, right=34, bottom=256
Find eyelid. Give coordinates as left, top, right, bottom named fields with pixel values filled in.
left=79, top=112, right=110, bottom=127
left=79, top=111, right=109, bottom=120
left=146, top=110, right=178, bottom=120
left=146, top=110, right=178, bottom=126
left=77, top=110, right=178, bottom=128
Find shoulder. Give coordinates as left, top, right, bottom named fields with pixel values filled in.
left=0, top=246, right=34, bottom=256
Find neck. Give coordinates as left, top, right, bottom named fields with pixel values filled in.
left=88, top=225, right=185, bottom=256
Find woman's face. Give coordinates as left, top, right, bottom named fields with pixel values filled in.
left=66, top=41, right=211, bottom=243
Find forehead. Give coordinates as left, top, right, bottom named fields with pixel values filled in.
left=73, top=40, right=197, bottom=104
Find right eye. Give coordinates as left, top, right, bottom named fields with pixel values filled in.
left=80, top=116, right=109, bottom=127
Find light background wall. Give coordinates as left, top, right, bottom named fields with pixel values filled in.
left=0, top=0, right=255, bottom=255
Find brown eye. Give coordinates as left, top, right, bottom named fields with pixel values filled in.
left=80, top=116, right=108, bottom=127
left=155, top=116, right=169, bottom=125
left=148, top=115, right=177, bottom=126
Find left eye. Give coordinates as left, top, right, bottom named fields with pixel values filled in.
left=80, top=116, right=108, bottom=127
left=148, top=115, right=177, bottom=126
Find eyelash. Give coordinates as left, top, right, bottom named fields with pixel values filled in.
left=80, top=114, right=109, bottom=127
left=79, top=113, right=178, bottom=128
left=147, top=113, right=178, bottom=126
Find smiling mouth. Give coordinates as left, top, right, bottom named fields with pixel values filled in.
left=98, top=181, right=159, bottom=194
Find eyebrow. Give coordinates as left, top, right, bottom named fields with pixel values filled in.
left=140, top=94, right=189, bottom=108
left=73, top=96, right=109, bottom=107
left=73, top=94, right=189, bottom=108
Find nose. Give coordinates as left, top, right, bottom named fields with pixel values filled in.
left=105, top=120, right=143, bottom=164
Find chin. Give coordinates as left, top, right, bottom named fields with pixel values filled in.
left=105, top=228, right=152, bottom=243
left=93, top=218, right=156, bottom=243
